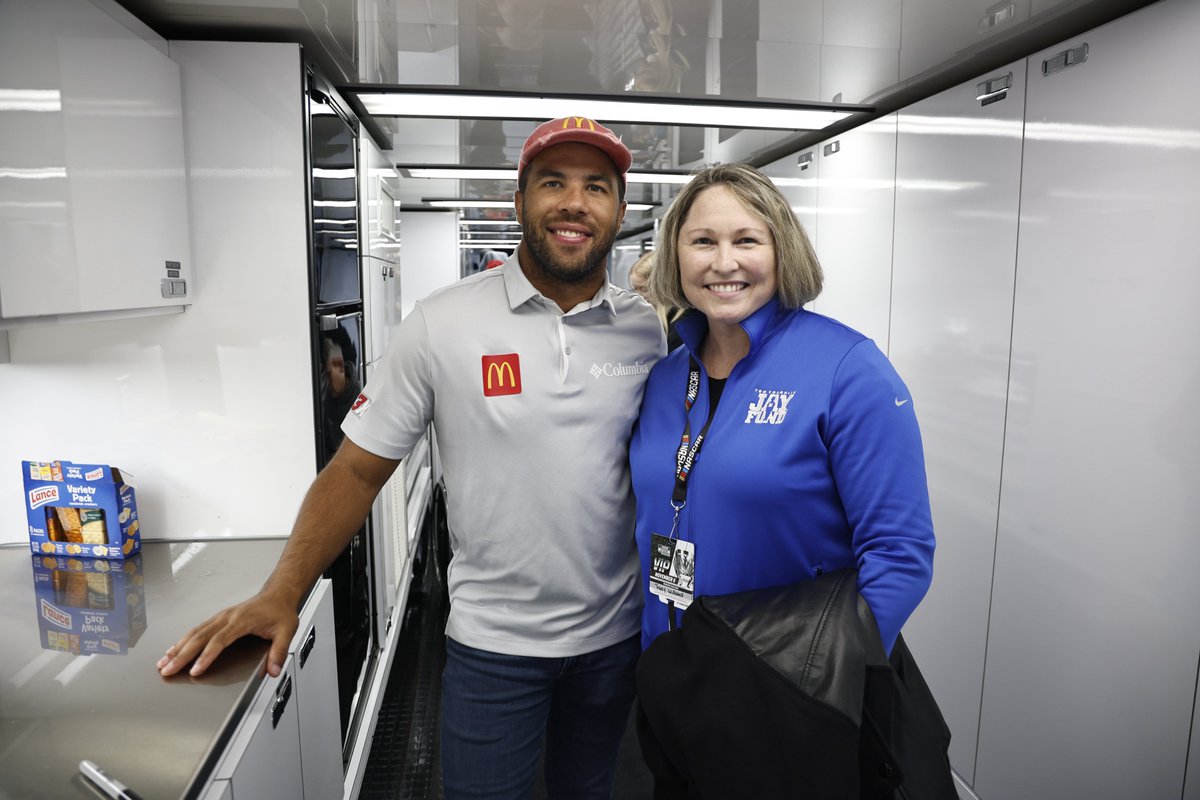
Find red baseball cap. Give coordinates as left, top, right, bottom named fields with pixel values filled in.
left=517, top=117, right=633, bottom=182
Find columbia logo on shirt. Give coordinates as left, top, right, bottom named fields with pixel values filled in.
left=588, top=360, right=651, bottom=379
left=745, top=389, right=795, bottom=425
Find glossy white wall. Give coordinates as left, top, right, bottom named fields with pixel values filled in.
left=976, top=0, right=1200, bottom=796
left=0, top=40, right=316, bottom=542
left=810, top=115, right=897, bottom=351
left=888, top=59, right=1027, bottom=784
left=398, top=211, right=462, bottom=320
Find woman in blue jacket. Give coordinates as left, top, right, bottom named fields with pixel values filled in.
left=631, top=163, right=935, bottom=656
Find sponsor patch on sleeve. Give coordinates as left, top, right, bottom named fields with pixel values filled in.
left=350, top=392, right=372, bottom=416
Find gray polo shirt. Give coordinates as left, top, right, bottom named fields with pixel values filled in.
left=342, top=254, right=666, bottom=657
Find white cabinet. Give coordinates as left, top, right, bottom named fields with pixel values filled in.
left=292, top=580, right=345, bottom=800
left=887, top=59, right=1026, bottom=783
left=211, top=662, right=305, bottom=800
left=809, top=115, right=897, bottom=351
left=0, top=0, right=192, bottom=325
left=974, top=0, right=1200, bottom=797
left=206, top=580, right=342, bottom=800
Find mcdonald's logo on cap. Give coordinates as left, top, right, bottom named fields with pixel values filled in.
left=482, top=353, right=522, bottom=397
left=563, top=117, right=596, bottom=131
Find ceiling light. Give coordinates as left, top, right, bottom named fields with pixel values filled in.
left=349, top=87, right=866, bottom=131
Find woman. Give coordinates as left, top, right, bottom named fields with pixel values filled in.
left=631, top=163, right=935, bottom=656
left=628, top=251, right=686, bottom=351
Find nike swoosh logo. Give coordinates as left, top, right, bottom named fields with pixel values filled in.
left=895, top=398, right=910, bottom=407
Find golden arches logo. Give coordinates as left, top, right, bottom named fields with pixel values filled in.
left=482, top=354, right=522, bottom=396
left=486, top=361, right=515, bottom=390
left=562, top=117, right=596, bottom=131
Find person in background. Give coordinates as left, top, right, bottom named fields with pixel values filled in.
left=631, top=161, right=934, bottom=658
left=317, top=326, right=361, bottom=458
left=628, top=250, right=686, bottom=352
left=159, top=116, right=666, bottom=800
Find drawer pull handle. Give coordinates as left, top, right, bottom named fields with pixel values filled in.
left=299, top=627, right=317, bottom=668
left=271, top=675, right=293, bottom=729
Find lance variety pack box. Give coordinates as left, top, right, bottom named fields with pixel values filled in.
left=30, top=553, right=147, bottom=655
left=23, top=460, right=141, bottom=560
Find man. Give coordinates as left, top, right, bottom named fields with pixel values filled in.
left=158, top=117, right=666, bottom=799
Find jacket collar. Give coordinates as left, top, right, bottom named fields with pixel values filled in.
left=676, top=295, right=788, bottom=357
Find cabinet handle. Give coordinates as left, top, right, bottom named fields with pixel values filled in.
left=976, top=72, right=1013, bottom=105
left=299, top=626, right=317, bottom=668
left=1042, top=43, right=1088, bottom=76
left=271, top=675, right=293, bottom=729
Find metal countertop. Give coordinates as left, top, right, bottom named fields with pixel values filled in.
left=0, top=538, right=287, bottom=800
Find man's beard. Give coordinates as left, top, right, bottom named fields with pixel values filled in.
left=522, top=213, right=620, bottom=284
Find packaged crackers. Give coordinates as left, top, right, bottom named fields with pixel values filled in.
left=23, top=460, right=141, bottom=560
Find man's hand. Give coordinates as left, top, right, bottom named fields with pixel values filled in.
left=156, top=588, right=300, bottom=678
left=157, top=440, right=399, bottom=680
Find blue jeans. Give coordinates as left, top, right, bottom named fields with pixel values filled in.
left=441, top=634, right=640, bottom=800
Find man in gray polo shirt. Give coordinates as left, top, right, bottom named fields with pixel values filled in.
left=159, top=116, right=666, bottom=799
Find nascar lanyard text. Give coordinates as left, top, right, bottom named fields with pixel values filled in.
left=671, top=356, right=717, bottom=511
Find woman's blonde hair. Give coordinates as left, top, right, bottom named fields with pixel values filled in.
left=647, top=163, right=823, bottom=310
left=629, top=251, right=683, bottom=332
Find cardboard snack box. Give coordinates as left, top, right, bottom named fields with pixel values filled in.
left=30, top=554, right=147, bottom=655
left=23, top=460, right=141, bottom=560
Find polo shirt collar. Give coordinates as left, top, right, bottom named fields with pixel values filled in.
left=502, top=252, right=617, bottom=316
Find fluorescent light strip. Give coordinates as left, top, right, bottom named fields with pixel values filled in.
left=460, top=239, right=524, bottom=246
left=459, top=219, right=522, bottom=226
left=0, top=167, right=66, bottom=179
left=404, top=167, right=694, bottom=185
left=0, top=88, right=62, bottom=112
left=427, top=199, right=657, bottom=211
left=358, top=93, right=854, bottom=131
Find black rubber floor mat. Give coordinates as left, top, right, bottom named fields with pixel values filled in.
left=360, top=538, right=449, bottom=800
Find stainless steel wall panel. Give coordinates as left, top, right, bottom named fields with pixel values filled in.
left=888, top=59, right=1027, bottom=787
left=975, top=1, right=1200, bottom=797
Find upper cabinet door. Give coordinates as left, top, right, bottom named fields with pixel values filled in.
left=889, top=58, right=1027, bottom=787
left=977, top=1, right=1200, bottom=798
left=0, top=0, right=192, bottom=322
left=811, top=115, right=897, bottom=352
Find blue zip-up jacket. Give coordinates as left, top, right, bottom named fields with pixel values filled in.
left=630, top=297, right=935, bottom=653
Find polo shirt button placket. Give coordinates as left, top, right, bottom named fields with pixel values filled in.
left=556, top=316, right=570, bottom=381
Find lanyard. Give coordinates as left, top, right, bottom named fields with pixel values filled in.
left=672, top=356, right=716, bottom=506
left=664, top=356, right=719, bottom=630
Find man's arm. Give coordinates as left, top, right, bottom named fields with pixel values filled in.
left=157, top=439, right=400, bottom=678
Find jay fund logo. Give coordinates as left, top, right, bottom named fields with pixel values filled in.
left=589, top=360, right=651, bottom=379
left=745, top=389, right=796, bottom=425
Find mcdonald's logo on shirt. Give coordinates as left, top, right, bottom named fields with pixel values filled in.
left=482, top=353, right=522, bottom=397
